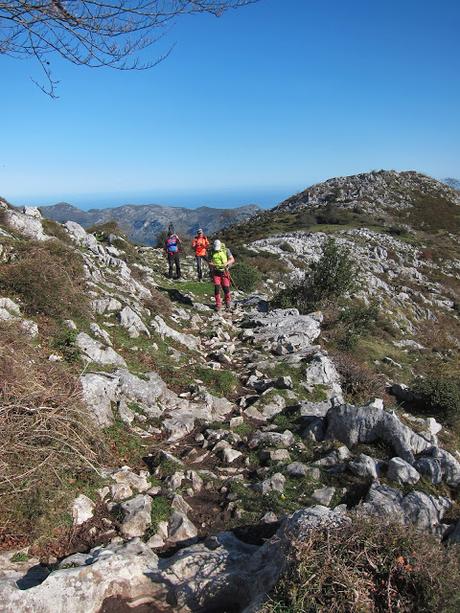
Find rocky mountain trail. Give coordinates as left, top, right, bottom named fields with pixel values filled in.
left=0, top=186, right=459, bottom=611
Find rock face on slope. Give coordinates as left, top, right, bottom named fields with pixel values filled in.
left=274, top=169, right=460, bottom=219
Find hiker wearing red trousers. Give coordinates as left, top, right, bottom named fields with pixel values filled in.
left=209, top=239, right=235, bottom=311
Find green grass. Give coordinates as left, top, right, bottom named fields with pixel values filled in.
left=232, top=422, right=255, bottom=437
left=10, top=552, right=29, bottom=563
left=147, top=496, right=171, bottom=535
left=104, top=418, right=147, bottom=465
left=194, top=366, right=239, bottom=397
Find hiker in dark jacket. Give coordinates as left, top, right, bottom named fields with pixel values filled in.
left=164, top=231, right=182, bottom=279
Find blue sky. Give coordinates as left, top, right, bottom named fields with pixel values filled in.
left=1, top=0, right=459, bottom=209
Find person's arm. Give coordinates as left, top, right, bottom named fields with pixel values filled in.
left=192, top=238, right=197, bottom=248
left=226, top=249, right=235, bottom=268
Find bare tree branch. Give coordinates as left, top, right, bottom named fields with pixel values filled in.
left=0, top=1, right=257, bottom=96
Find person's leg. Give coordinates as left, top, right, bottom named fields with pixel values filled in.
left=196, top=256, right=202, bottom=280
left=168, top=254, right=173, bottom=278
left=175, top=253, right=181, bottom=278
left=213, top=274, right=222, bottom=309
left=222, top=273, right=231, bottom=308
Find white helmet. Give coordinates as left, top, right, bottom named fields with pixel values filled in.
left=213, top=239, right=222, bottom=251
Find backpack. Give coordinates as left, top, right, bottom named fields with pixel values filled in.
left=166, top=235, right=179, bottom=253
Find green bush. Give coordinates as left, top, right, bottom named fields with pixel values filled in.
left=272, top=238, right=357, bottom=313
left=231, top=260, right=261, bottom=292
left=51, top=326, right=80, bottom=362
left=337, top=302, right=380, bottom=350
left=0, top=241, right=89, bottom=320
left=262, top=515, right=460, bottom=613
left=412, top=376, right=460, bottom=425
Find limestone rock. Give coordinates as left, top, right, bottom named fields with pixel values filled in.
left=311, top=486, right=336, bottom=506
left=303, top=353, right=344, bottom=402
left=348, top=453, right=381, bottom=480
left=79, top=372, right=120, bottom=426
left=244, top=393, right=286, bottom=421
left=91, top=297, right=122, bottom=315
left=362, top=483, right=451, bottom=533
left=326, top=403, right=430, bottom=463
left=76, top=333, right=126, bottom=367
left=256, top=473, right=286, bottom=495
left=72, top=494, right=95, bottom=526
left=287, top=462, right=320, bottom=480
left=112, top=468, right=150, bottom=493
left=118, top=306, right=150, bottom=338
left=167, top=512, right=198, bottom=545
left=151, top=315, right=199, bottom=349
left=120, top=495, right=152, bottom=538
left=387, top=457, right=420, bottom=485
left=249, top=430, right=295, bottom=449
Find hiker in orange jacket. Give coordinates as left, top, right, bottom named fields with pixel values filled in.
left=191, top=228, right=209, bottom=281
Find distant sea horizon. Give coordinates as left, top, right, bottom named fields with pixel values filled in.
left=9, top=185, right=308, bottom=212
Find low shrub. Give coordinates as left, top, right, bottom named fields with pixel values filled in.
left=279, top=241, right=296, bottom=253
left=336, top=301, right=380, bottom=350
left=231, top=260, right=261, bottom=292
left=51, top=326, right=80, bottom=362
left=0, top=240, right=89, bottom=320
left=387, top=225, right=409, bottom=236
left=333, top=351, right=386, bottom=403
left=412, top=375, right=460, bottom=425
left=262, top=515, right=460, bottom=613
left=272, top=238, right=357, bottom=313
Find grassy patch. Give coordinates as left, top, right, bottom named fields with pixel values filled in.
left=10, top=552, right=29, bottom=563
left=147, top=496, right=171, bottom=535
left=194, top=366, right=239, bottom=397
left=104, top=417, right=147, bottom=466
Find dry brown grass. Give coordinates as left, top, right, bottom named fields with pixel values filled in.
left=262, top=514, right=460, bottom=613
left=142, top=285, right=173, bottom=317
left=332, top=351, right=386, bottom=404
left=0, top=323, right=105, bottom=542
left=0, top=240, right=90, bottom=320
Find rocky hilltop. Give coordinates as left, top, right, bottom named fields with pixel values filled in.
left=39, top=202, right=260, bottom=245
left=275, top=170, right=460, bottom=221
left=0, top=170, right=459, bottom=612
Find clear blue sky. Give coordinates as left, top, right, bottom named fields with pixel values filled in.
left=1, top=0, right=459, bottom=209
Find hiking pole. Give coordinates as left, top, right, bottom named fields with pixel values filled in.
left=228, top=270, right=239, bottom=292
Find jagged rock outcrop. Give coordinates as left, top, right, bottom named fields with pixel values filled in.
left=362, top=483, right=451, bottom=534
left=0, top=506, right=345, bottom=613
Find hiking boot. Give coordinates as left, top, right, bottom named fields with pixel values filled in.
left=225, top=303, right=232, bottom=312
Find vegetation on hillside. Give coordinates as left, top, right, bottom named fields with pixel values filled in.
left=262, top=515, right=460, bottom=613
left=272, top=238, right=357, bottom=313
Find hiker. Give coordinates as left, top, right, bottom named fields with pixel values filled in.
left=191, top=228, right=209, bottom=280
left=164, top=229, right=182, bottom=279
left=209, top=239, right=235, bottom=311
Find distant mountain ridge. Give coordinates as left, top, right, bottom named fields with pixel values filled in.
left=40, top=202, right=260, bottom=245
